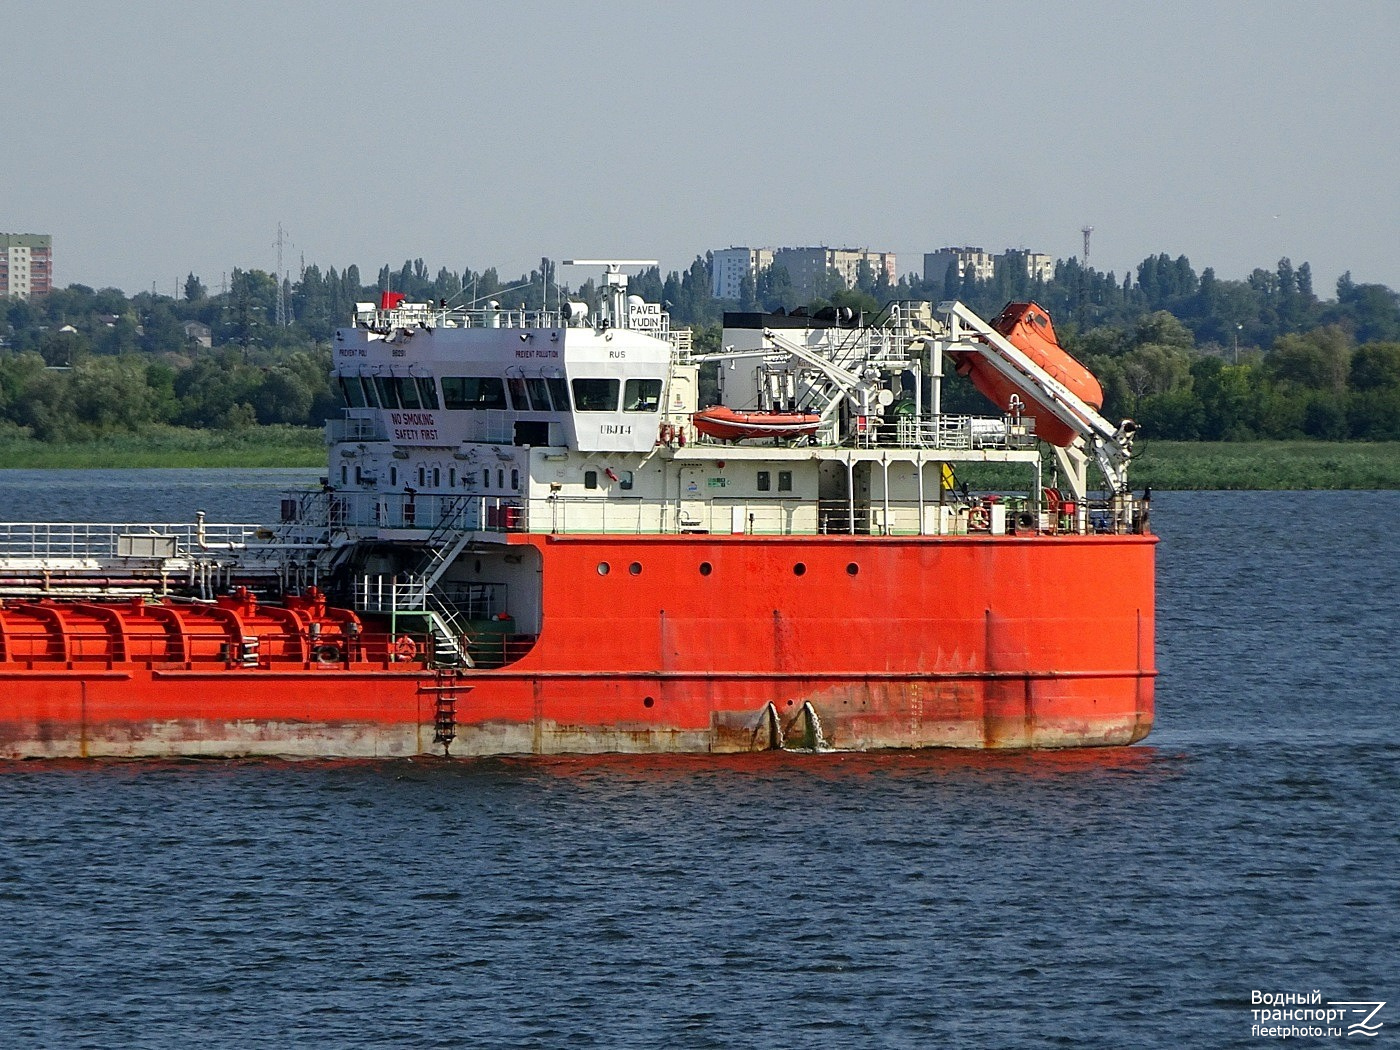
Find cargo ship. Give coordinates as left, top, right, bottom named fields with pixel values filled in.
left=0, top=261, right=1154, bottom=758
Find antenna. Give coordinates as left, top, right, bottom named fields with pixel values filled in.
left=562, top=260, right=658, bottom=328
left=275, top=222, right=289, bottom=327
left=1081, top=226, right=1093, bottom=268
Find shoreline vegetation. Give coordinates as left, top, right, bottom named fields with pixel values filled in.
left=0, top=425, right=324, bottom=469
left=0, top=427, right=1397, bottom=489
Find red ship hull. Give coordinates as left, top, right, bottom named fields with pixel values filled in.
left=0, top=533, right=1155, bottom=758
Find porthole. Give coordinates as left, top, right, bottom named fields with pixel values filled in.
left=699, top=562, right=713, bottom=576
left=629, top=562, right=642, bottom=576
left=597, top=562, right=610, bottom=576
left=793, top=563, right=807, bottom=576
left=643, top=696, right=655, bottom=709
left=847, top=563, right=859, bottom=576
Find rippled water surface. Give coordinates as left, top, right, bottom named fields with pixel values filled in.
left=0, top=476, right=1396, bottom=1048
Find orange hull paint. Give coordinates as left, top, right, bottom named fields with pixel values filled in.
left=0, top=534, right=1155, bottom=758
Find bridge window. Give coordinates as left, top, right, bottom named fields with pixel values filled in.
left=416, top=378, right=439, bottom=409
left=507, top=377, right=528, bottom=409
left=526, top=377, right=553, bottom=410
left=441, top=376, right=507, bottom=410
left=338, top=376, right=368, bottom=408
left=372, top=376, right=399, bottom=408
left=545, top=377, right=569, bottom=412
left=623, top=379, right=662, bottom=412
left=396, top=377, right=423, bottom=410
left=572, top=378, right=619, bottom=412
left=371, top=376, right=422, bottom=411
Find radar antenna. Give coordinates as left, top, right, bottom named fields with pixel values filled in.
left=562, top=259, right=659, bottom=329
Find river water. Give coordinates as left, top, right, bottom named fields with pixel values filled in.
left=0, top=473, right=1396, bottom=1048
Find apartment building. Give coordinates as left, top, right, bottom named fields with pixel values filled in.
left=923, top=247, right=996, bottom=285
left=924, top=246, right=1055, bottom=285
left=772, top=247, right=897, bottom=300
left=1, top=234, right=53, bottom=299
left=711, top=247, right=775, bottom=300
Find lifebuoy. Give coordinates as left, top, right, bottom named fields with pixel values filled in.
left=968, top=505, right=990, bottom=531
left=393, top=634, right=419, bottom=662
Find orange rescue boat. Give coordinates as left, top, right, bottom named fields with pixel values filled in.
left=692, top=406, right=821, bottom=442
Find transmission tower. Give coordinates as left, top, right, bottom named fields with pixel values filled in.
left=275, top=222, right=289, bottom=327
left=1081, top=225, right=1094, bottom=268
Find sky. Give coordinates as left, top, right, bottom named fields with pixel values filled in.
left=5, top=0, right=1399, bottom=298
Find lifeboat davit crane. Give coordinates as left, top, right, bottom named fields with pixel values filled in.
left=935, top=300, right=1138, bottom=496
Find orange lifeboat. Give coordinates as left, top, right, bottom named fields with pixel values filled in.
left=950, top=301, right=1103, bottom=447
left=692, top=405, right=821, bottom=442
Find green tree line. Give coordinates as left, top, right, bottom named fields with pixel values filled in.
left=2, top=251, right=1398, bottom=442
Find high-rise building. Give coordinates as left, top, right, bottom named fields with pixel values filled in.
left=1, top=234, right=52, bottom=299
left=924, top=246, right=1055, bottom=286
left=1007, top=249, right=1055, bottom=282
left=772, top=247, right=897, bottom=300
left=711, top=247, right=775, bottom=300
left=923, top=247, right=996, bottom=286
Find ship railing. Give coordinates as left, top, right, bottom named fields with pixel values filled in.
left=0, top=624, right=437, bottom=671
left=0, top=521, right=263, bottom=561
left=825, top=326, right=915, bottom=375
left=282, top=490, right=528, bottom=535
left=850, top=413, right=1038, bottom=451
left=355, top=303, right=680, bottom=341
left=358, top=304, right=565, bottom=331
left=354, top=577, right=504, bottom=622
left=535, top=495, right=660, bottom=535
left=516, top=492, right=1147, bottom=538
left=327, top=417, right=388, bottom=442
left=817, top=494, right=1149, bottom=537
